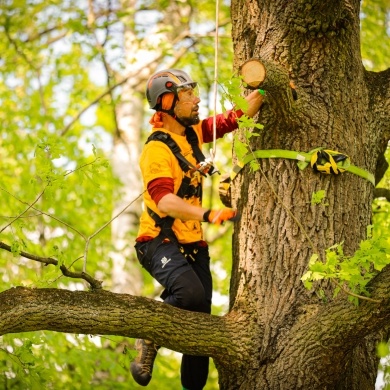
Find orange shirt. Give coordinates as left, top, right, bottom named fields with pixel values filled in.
left=137, top=109, right=243, bottom=244
left=137, top=124, right=204, bottom=244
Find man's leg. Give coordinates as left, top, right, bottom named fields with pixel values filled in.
left=179, top=243, right=212, bottom=390
left=154, top=242, right=213, bottom=389
left=132, top=241, right=212, bottom=389
left=130, top=339, right=159, bottom=386
left=131, top=240, right=195, bottom=386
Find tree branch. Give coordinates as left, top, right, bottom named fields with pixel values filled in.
left=365, top=68, right=390, bottom=141
left=59, top=30, right=212, bottom=136
left=0, top=287, right=250, bottom=365
left=0, top=187, right=47, bottom=234
left=272, top=264, right=390, bottom=385
left=374, top=187, right=390, bottom=201
left=289, top=264, right=390, bottom=357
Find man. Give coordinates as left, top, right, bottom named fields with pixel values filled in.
left=131, top=69, right=264, bottom=389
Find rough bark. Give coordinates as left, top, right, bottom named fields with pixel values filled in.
left=0, top=286, right=255, bottom=364
left=227, top=0, right=390, bottom=389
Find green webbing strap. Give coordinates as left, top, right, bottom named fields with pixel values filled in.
left=228, top=149, right=375, bottom=185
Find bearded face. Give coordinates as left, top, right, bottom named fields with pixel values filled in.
left=174, top=87, right=201, bottom=126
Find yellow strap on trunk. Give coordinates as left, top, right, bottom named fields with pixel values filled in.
left=219, top=148, right=375, bottom=207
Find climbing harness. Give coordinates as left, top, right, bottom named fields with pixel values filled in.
left=143, top=127, right=213, bottom=260
left=146, top=127, right=215, bottom=177
left=219, top=147, right=375, bottom=207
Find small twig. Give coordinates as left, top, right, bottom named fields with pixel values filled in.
left=60, top=265, right=102, bottom=290
left=60, top=73, right=136, bottom=136
left=0, top=241, right=102, bottom=290
left=0, top=185, right=146, bottom=274
left=82, top=190, right=146, bottom=272
left=5, top=19, right=47, bottom=115
left=0, top=186, right=47, bottom=234
left=48, top=256, right=84, bottom=285
left=0, top=156, right=102, bottom=237
left=59, top=31, right=199, bottom=137
left=333, top=280, right=381, bottom=304
left=0, top=186, right=86, bottom=240
left=63, top=157, right=100, bottom=177
left=0, top=346, right=26, bottom=367
left=0, top=241, right=57, bottom=266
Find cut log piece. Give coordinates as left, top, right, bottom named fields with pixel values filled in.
left=240, top=58, right=266, bottom=89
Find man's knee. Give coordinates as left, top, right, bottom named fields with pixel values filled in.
left=180, top=283, right=206, bottom=310
left=171, top=269, right=207, bottom=311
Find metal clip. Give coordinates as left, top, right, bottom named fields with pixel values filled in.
left=198, top=158, right=220, bottom=176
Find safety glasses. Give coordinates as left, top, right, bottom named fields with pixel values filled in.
left=176, top=83, right=200, bottom=103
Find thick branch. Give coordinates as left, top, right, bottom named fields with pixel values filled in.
left=275, top=264, right=390, bottom=384
left=0, top=287, right=250, bottom=365
left=374, top=187, right=390, bottom=201
left=365, top=68, right=390, bottom=141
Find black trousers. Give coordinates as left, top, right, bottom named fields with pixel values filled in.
left=135, top=239, right=212, bottom=390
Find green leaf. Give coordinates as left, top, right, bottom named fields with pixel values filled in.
left=234, top=139, right=249, bottom=161
left=311, top=190, right=326, bottom=205
left=249, top=160, right=260, bottom=172
left=377, top=342, right=390, bottom=358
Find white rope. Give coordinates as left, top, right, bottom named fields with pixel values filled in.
left=210, top=0, right=219, bottom=163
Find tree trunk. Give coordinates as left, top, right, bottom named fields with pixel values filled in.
left=223, top=0, right=390, bottom=388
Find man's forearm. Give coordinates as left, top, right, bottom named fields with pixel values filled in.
left=157, top=193, right=207, bottom=221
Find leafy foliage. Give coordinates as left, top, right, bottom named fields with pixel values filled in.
left=310, top=190, right=327, bottom=205
left=301, top=226, right=390, bottom=304
left=219, top=76, right=265, bottom=166
left=361, top=0, right=390, bottom=71
left=0, top=0, right=232, bottom=388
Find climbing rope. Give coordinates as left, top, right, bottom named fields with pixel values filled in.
left=210, top=0, right=219, bottom=165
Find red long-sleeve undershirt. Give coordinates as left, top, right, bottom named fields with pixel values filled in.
left=201, top=109, right=243, bottom=143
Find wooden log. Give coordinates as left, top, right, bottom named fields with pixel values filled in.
left=240, top=58, right=266, bottom=89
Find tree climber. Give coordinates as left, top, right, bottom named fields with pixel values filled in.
left=131, top=68, right=264, bottom=390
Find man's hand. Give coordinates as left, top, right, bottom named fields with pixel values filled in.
left=203, top=209, right=239, bottom=225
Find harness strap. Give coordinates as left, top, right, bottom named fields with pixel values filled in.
left=185, top=127, right=207, bottom=167
left=146, top=131, right=196, bottom=172
left=147, top=207, right=178, bottom=243
left=233, top=148, right=375, bottom=185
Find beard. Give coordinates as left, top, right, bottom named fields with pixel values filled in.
left=177, top=113, right=200, bottom=127
left=174, top=102, right=200, bottom=127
